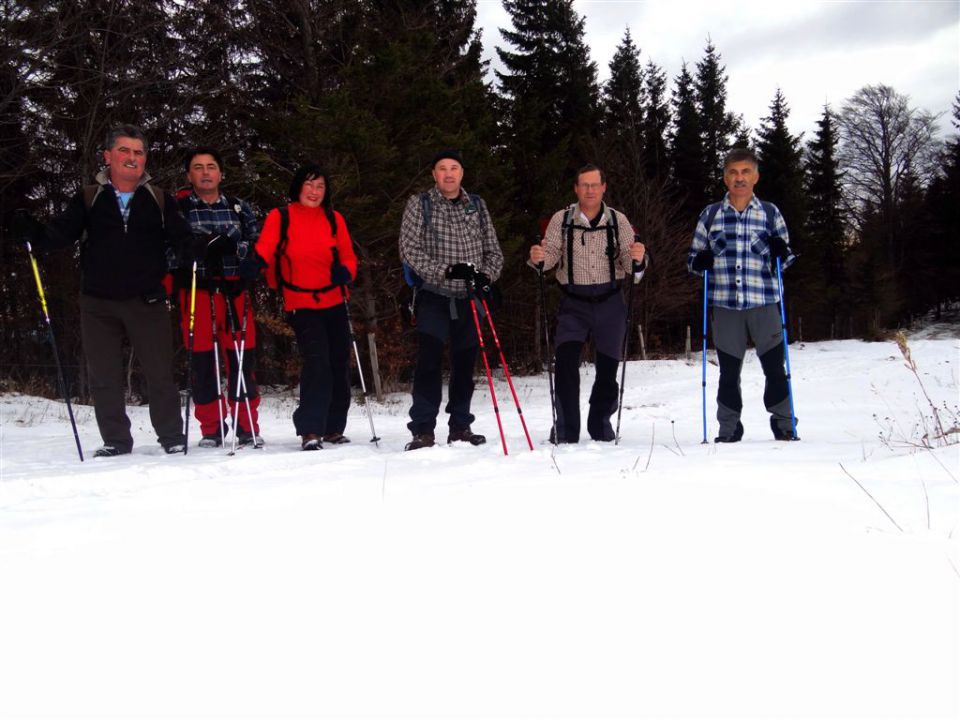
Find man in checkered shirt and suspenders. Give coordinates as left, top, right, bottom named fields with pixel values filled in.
left=688, top=148, right=798, bottom=443
left=529, top=165, right=647, bottom=444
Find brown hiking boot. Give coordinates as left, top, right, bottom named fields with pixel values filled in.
left=322, top=432, right=351, bottom=445
left=301, top=433, right=322, bottom=451
left=404, top=432, right=435, bottom=451
left=447, top=427, right=486, bottom=446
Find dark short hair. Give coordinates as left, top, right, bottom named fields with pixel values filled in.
left=723, top=148, right=759, bottom=169
left=183, top=146, right=225, bottom=173
left=576, top=164, right=606, bottom=184
left=105, top=124, right=147, bottom=151
left=288, top=163, right=331, bottom=205
left=288, top=163, right=337, bottom=233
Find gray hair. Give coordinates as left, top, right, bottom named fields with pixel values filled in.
left=105, top=124, right=148, bottom=151
left=723, top=148, right=758, bottom=169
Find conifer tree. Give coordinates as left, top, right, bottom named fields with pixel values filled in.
left=599, top=29, right=644, bottom=203
left=694, top=40, right=737, bottom=194
left=641, top=59, right=670, bottom=180
left=919, top=93, right=960, bottom=318
left=755, top=89, right=806, bottom=231
left=497, top=0, right=599, bottom=235
left=804, top=104, right=847, bottom=333
left=602, top=29, right=644, bottom=136
left=670, top=62, right=709, bottom=220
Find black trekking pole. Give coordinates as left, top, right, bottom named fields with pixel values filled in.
left=183, top=261, right=199, bottom=454
left=537, top=262, right=558, bottom=446
left=614, top=261, right=640, bottom=445
left=332, top=251, right=380, bottom=446
left=701, top=270, right=709, bottom=444
left=25, top=241, right=84, bottom=461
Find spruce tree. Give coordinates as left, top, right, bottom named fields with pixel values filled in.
left=497, top=0, right=599, bottom=235
left=670, top=62, right=709, bottom=221
left=602, top=29, right=643, bottom=136
left=641, top=59, right=670, bottom=180
left=755, top=89, right=806, bottom=230
left=920, top=93, right=960, bottom=318
left=694, top=40, right=737, bottom=194
left=804, top=104, right=847, bottom=333
left=599, top=29, right=644, bottom=204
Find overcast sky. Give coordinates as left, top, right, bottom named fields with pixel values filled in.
left=476, top=0, right=959, bottom=141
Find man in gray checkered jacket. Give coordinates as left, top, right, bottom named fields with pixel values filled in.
left=530, top=165, right=647, bottom=444
left=399, top=149, right=504, bottom=451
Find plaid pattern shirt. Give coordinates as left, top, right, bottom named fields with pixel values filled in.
left=538, top=203, right=642, bottom=286
left=180, top=192, right=259, bottom=277
left=399, top=186, right=503, bottom=298
left=687, top=194, right=796, bottom=310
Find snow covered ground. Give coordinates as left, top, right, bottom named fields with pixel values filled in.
left=1, top=329, right=958, bottom=720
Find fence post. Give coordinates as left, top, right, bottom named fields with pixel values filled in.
left=367, top=332, right=383, bottom=401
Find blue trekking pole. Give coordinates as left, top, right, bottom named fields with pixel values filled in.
left=776, top=258, right=798, bottom=440
left=700, top=270, right=709, bottom=444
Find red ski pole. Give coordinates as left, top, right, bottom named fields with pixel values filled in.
left=467, top=293, right=507, bottom=455
left=479, top=297, right=534, bottom=451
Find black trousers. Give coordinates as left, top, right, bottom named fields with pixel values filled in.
left=407, top=291, right=480, bottom=435
left=554, top=341, right=620, bottom=443
left=287, top=305, right=351, bottom=437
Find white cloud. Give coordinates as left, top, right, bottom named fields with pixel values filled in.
left=477, top=0, right=959, bottom=138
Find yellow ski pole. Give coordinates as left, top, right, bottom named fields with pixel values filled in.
left=26, top=241, right=84, bottom=461
left=183, top=261, right=199, bottom=454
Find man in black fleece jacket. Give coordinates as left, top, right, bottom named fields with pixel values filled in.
left=28, top=124, right=191, bottom=456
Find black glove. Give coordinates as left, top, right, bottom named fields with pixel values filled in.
left=768, top=235, right=790, bottom=262
left=239, top=252, right=267, bottom=282
left=206, top=233, right=237, bottom=261
left=691, top=249, right=714, bottom=272
left=473, top=271, right=492, bottom=297
left=12, top=209, right=41, bottom=245
left=330, top=260, right=352, bottom=286
left=445, top=262, right=476, bottom=281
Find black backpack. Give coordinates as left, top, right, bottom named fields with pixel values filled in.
left=402, top=191, right=486, bottom=287
left=273, top=205, right=339, bottom=302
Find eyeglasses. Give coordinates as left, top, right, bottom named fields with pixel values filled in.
left=578, top=183, right=603, bottom=191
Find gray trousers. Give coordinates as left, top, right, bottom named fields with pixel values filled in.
left=710, top=304, right=793, bottom=437
left=80, top=294, right=185, bottom=451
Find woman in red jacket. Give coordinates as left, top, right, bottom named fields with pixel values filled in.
left=242, top=164, right=358, bottom=450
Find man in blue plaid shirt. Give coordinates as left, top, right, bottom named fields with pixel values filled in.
left=688, top=148, right=798, bottom=442
left=178, top=147, right=262, bottom=448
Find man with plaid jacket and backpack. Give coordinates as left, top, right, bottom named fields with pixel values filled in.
left=398, top=149, right=504, bottom=451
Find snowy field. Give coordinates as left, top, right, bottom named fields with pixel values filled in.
left=1, top=328, right=958, bottom=720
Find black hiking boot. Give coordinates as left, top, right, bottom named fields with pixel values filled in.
left=237, top=430, right=264, bottom=448
left=93, top=445, right=131, bottom=458
left=770, top=417, right=799, bottom=441
left=549, top=427, right=578, bottom=444
left=404, top=432, right=435, bottom=451
left=714, top=421, right=744, bottom=444
left=447, top=427, right=486, bottom=446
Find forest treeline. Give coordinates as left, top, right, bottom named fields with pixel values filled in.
left=2, top=0, right=958, bottom=399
